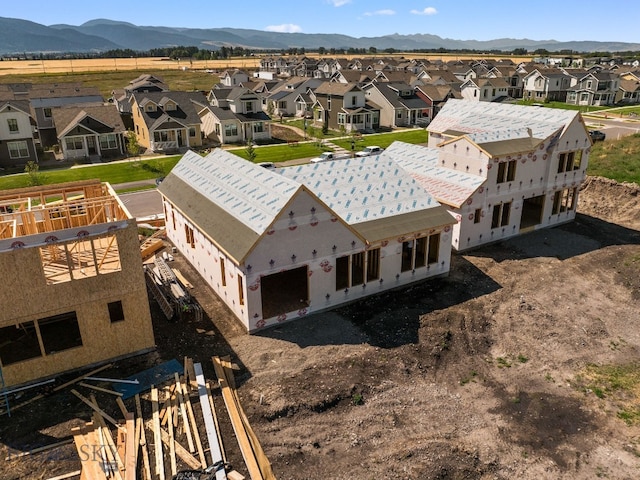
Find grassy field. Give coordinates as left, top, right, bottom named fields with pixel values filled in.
left=0, top=69, right=218, bottom=99
left=0, top=156, right=180, bottom=191
left=230, top=142, right=331, bottom=163
left=517, top=99, right=609, bottom=112
left=588, top=133, right=640, bottom=184
left=332, top=129, right=428, bottom=150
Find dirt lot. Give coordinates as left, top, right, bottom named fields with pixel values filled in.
left=2, top=175, right=640, bottom=480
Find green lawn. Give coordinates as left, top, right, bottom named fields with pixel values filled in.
left=0, top=156, right=180, bottom=191
left=229, top=142, right=331, bottom=162
left=517, top=99, right=608, bottom=113
left=2, top=129, right=636, bottom=191
left=587, top=133, right=640, bottom=184
left=332, top=129, right=428, bottom=150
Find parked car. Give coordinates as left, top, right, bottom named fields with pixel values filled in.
left=356, top=146, right=384, bottom=157
left=257, top=162, right=276, bottom=169
left=310, top=152, right=348, bottom=163
left=589, top=130, right=606, bottom=142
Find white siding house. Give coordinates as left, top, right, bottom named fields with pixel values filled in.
left=158, top=149, right=455, bottom=332
left=391, top=99, right=591, bottom=251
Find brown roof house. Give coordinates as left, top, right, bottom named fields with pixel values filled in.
left=52, top=104, right=126, bottom=161
left=309, top=82, right=380, bottom=133
left=130, top=91, right=205, bottom=153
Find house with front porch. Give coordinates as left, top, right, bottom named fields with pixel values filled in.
left=130, top=91, right=205, bottom=153
left=522, top=68, right=572, bottom=102
left=200, top=86, right=271, bottom=144
left=615, top=78, right=640, bottom=104
left=265, top=77, right=326, bottom=118
left=309, top=82, right=380, bottom=133
left=52, top=104, right=126, bottom=161
left=0, top=99, right=38, bottom=168
left=363, top=82, right=430, bottom=128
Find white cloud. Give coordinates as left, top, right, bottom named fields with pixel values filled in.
left=410, top=7, right=438, bottom=15
left=265, top=23, right=303, bottom=33
left=364, top=9, right=396, bottom=16
left=328, top=0, right=351, bottom=6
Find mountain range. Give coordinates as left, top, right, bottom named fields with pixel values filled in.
left=1, top=17, right=639, bottom=55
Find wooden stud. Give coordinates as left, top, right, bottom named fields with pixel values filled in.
left=71, top=389, right=124, bottom=431
left=212, top=357, right=262, bottom=480
left=43, top=471, right=82, bottom=480
left=182, top=381, right=207, bottom=468
left=78, top=382, right=123, bottom=397
left=134, top=395, right=152, bottom=480
left=159, top=427, right=200, bottom=470
left=116, top=397, right=130, bottom=419
left=151, top=387, right=165, bottom=480
left=166, top=398, right=177, bottom=476
left=174, top=373, right=195, bottom=454
left=124, top=413, right=136, bottom=480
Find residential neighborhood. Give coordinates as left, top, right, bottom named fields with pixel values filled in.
left=1, top=48, right=640, bottom=480
left=0, top=55, right=638, bottom=167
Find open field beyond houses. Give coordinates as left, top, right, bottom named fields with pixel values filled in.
left=0, top=53, right=536, bottom=76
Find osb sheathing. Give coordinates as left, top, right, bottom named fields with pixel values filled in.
left=0, top=219, right=155, bottom=387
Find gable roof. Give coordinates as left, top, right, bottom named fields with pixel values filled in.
left=278, top=156, right=443, bottom=226
left=383, top=142, right=485, bottom=208
left=52, top=104, right=125, bottom=138
left=160, top=149, right=455, bottom=260
left=132, top=91, right=205, bottom=130
left=428, top=99, right=579, bottom=141
left=158, top=149, right=301, bottom=262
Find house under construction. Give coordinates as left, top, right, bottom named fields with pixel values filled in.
left=0, top=180, right=155, bottom=388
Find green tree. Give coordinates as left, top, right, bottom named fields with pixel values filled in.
left=245, top=142, right=257, bottom=163
left=24, top=161, right=43, bottom=186
left=126, top=130, right=141, bottom=160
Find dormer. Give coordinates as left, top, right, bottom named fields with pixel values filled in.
left=159, top=97, right=178, bottom=112
left=140, top=98, right=158, bottom=112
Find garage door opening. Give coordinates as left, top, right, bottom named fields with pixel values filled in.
left=260, top=266, right=309, bottom=319
left=520, top=195, right=545, bottom=231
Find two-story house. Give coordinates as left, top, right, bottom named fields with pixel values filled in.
left=566, top=71, right=620, bottom=106
left=130, top=91, right=205, bottom=153
left=219, top=69, right=250, bottom=87
left=265, top=77, right=326, bottom=118
left=363, top=82, right=430, bottom=127
left=0, top=99, right=38, bottom=168
left=309, top=82, right=380, bottom=133
left=415, top=84, right=461, bottom=120
left=460, top=78, right=510, bottom=102
left=111, top=74, right=168, bottom=119
left=522, top=69, right=572, bottom=102
left=399, top=99, right=591, bottom=251
left=27, top=84, right=104, bottom=148
left=200, top=87, right=271, bottom=145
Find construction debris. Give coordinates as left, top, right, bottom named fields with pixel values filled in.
left=144, top=256, right=203, bottom=321
left=68, top=357, right=263, bottom=480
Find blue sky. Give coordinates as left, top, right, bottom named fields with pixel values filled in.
left=4, top=0, right=640, bottom=43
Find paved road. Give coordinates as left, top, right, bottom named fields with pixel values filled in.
left=584, top=115, right=640, bottom=141
left=118, top=189, right=163, bottom=220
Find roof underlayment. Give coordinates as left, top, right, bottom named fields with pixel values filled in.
left=428, top=98, right=578, bottom=140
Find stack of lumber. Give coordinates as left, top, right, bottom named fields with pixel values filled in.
left=140, top=229, right=165, bottom=261
left=68, top=357, right=258, bottom=480
left=212, top=357, right=276, bottom=480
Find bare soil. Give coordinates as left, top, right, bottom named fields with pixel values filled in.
left=2, top=176, right=640, bottom=480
